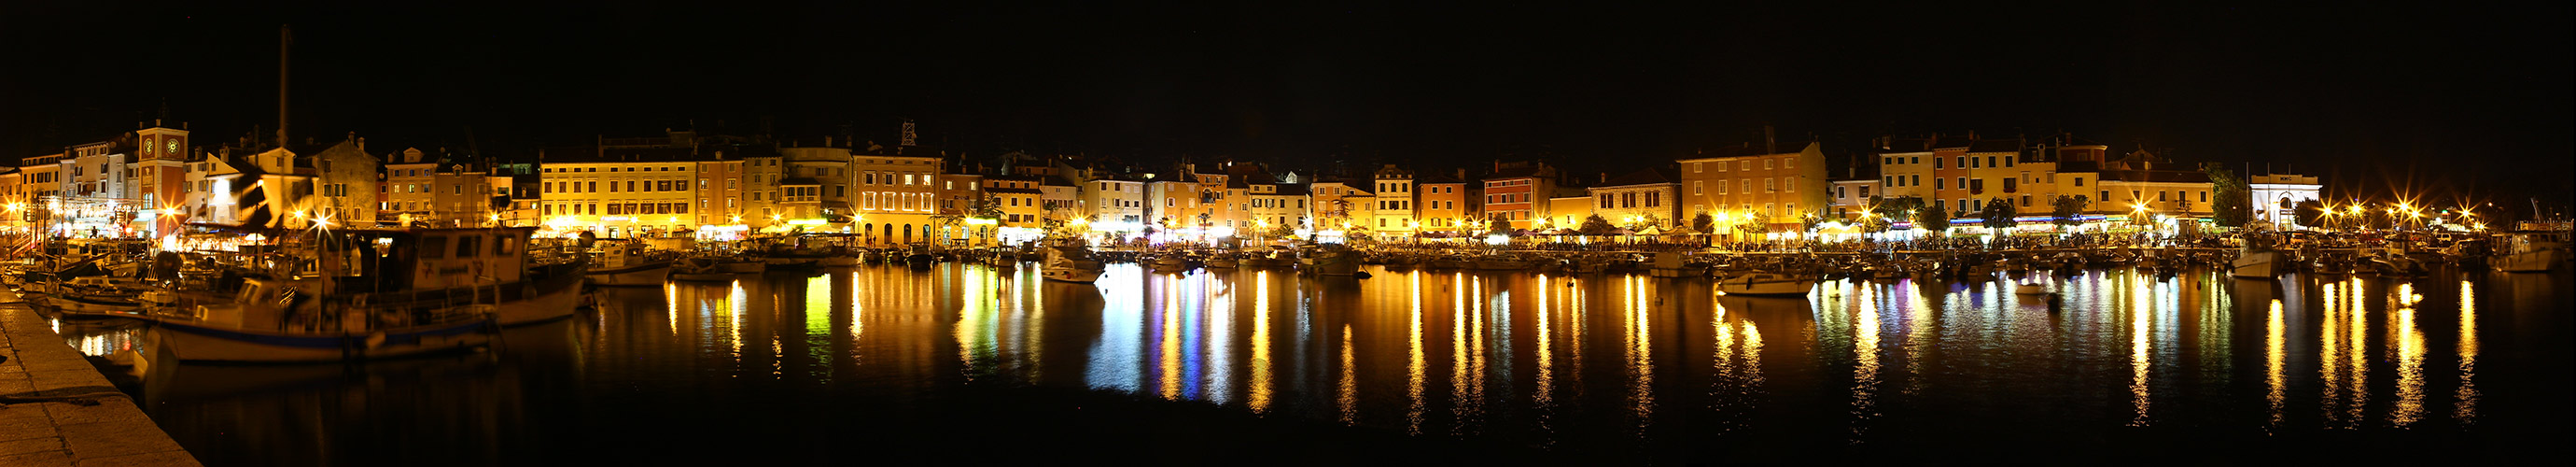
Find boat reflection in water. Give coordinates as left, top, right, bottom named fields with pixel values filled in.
left=54, top=264, right=2575, bottom=465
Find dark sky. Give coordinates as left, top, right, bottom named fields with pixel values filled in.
left=4, top=2, right=2569, bottom=207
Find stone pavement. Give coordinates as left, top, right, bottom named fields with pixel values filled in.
left=0, top=290, right=200, bottom=467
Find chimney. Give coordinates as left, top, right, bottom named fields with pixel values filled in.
left=1455, top=168, right=1465, bottom=180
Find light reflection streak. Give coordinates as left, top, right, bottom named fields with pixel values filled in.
left=1851, top=282, right=1882, bottom=442
left=1449, top=275, right=1472, bottom=435
left=1205, top=275, right=1234, bottom=406
left=1458, top=276, right=1490, bottom=435
left=2265, top=299, right=2286, bottom=431
left=805, top=275, right=833, bottom=377
left=1249, top=272, right=1273, bottom=413
left=1338, top=324, right=1358, bottom=426
left=1533, top=275, right=1555, bottom=442
left=2130, top=276, right=2151, bottom=425
left=1625, top=276, right=1656, bottom=436
left=1158, top=276, right=1183, bottom=400
left=865, top=273, right=875, bottom=369
left=954, top=271, right=993, bottom=379
left=2321, top=281, right=2342, bottom=424
left=2457, top=279, right=2478, bottom=424
left=2345, top=277, right=2367, bottom=427
left=1407, top=273, right=1427, bottom=434
left=850, top=273, right=864, bottom=367
left=728, top=281, right=746, bottom=362
left=2392, top=283, right=2424, bottom=427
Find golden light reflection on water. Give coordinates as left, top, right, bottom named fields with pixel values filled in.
left=1339, top=323, right=1358, bottom=426
left=2457, top=279, right=2478, bottom=425
left=1625, top=276, right=1657, bottom=436
left=1534, top=275, right=1554, bottom=411
left=1205, top=275, right=1235, bottom=406
left=2392, top=283, right=2425, bottom=427
left=727, top=281, right=746, bottom=362
left=2266, top=299, right=2286, bottom=431
left=1851, top=282, right=1882, bottom=441
left=2131, top=276, right=2152, bottom=426
left=954, top=272, right=991, bottom=378
left=1249, top=272, right=1273, bottom=414
left=849, top=273, right=864, bottom=368
left=2321, top=281, right=2343, bottom=424
left=1451, top=276, right=1477, bottom=435
left=2345, top=277, right=2368, bottom=428
left=1407, top=272, right=1428, bottom=434
left=1157, top=277, right=1183, bottom=400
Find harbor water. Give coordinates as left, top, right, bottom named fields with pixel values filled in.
left=55, top=265, right=2576, bottom=465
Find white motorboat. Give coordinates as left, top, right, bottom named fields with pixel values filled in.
left=585, top=240, right=672, bottom=287
left=2231, top=238, right=2286, bottom=279
left=2499, top=233, right=2563, bottom=273
left=1301, top=245, right=1361, bottom=276
left=1042, top=241, right=1106, bottom=284
left=1715, top=272, right=1816, bottom=297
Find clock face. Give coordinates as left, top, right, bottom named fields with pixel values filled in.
left=167, top=140, right=179, bottom=154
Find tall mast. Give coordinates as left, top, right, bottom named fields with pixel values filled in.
left=277, top=24, right=292, bottom=147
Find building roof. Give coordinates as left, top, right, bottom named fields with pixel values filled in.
left=1967, top=138, right=2024, bottom=153
left=1597, top=167, right=1678, bottom=188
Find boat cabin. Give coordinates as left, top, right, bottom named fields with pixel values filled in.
left=332, top=226, right=539, bottom=291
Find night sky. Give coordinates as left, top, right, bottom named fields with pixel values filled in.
left=5, top=2, right=2569, bottom=209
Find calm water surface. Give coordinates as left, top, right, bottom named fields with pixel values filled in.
left=57, top=264, right=2576, bottom=465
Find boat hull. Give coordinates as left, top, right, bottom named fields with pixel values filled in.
left=1043, top=267, right=1104, bottom=284
left=1715, top=275, right=1816, bottom=297
left=145, top=318, right=494, bottom=363
left=497, top=277, right=588, bottom=326
left=1307, top=256, right=1360, bottom=276
left=2231, top=251, right=2283, bottom=278
left=2499, top=249, right=2558, bottom=273
left=586, top=262, right=673, bottom=287
left=719, top=261, right=767, bottom=274
left=671, top=272, right=735, bottom=282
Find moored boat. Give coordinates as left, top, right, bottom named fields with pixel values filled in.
left=1714, top=272, right=1816, bottom=297
left=1042, top=240, right=1107, bottom=284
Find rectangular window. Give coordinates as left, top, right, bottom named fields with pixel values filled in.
left=420, top=236, right=449, bottom=259
left=1935, top=158, right=1943, bottom=169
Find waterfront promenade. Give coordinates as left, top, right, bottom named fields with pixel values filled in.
left=0, top=290, right=198, bottom=466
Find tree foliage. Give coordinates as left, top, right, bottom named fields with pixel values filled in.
left=2205, top=163, right=2250, bottom=227
left=1912, top=205, right=1951, bottom=232
left=2051, top=195, right=2089, bottom=229
left=1485, top=213, right=1513, bottom=236
left=1690, top=211, right=1715, bottom=234
left=1736, top=210, right=1773, bottom=234
left=1578, top=214, right=1617, bottom=235
left=1981, top=196, right=2018, bottom=230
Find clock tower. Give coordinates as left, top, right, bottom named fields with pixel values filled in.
left=135, top=120, right=189, bottom=162
left=133, top=120, right=192, bottom=237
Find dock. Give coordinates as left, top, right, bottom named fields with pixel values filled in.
left=0, top=290, right=199, bottom=466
